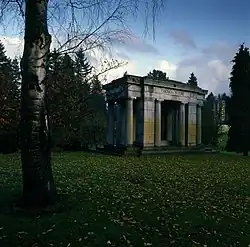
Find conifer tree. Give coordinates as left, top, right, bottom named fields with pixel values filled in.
left=0, top=42, right=16, bottom=129
left=0, top=43, right=20, bottom=153
left=202, top=93, right=217, bottom=144
left=187, top=72, right=198, bottom=87
left=226, top=43, right=250, bottom=155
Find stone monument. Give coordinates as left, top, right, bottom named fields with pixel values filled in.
left=103, top=74, right=208, bottom=150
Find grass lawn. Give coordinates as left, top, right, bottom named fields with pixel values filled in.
left=1, top=152, right=250, bottom=246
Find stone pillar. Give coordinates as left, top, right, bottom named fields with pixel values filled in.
left=116, top=103, right=125, bottom=147
left=133, top=104, right=136, bottom=144
left=167, top=109, right=173, bottom=143
left=175, top=107, right=179, bottom=145
left=196, top=104, right=202, bottom=145
left=179, top=103, right=185, bottom=146
left=126, top=98, right=134, bottom=146
left=107, top=101, right=114, bottom=145
left=187, top=103, right=197, bottom=146
left=120, top=103, right=126, bottom=146
left=144, top=99, right=156, bottom=147
left=154, top=100, right=161, bottom=146
left=135, top=98, right=144, bottom=147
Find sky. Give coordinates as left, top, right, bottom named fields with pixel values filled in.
left=1, top=0, right=250, bottom=94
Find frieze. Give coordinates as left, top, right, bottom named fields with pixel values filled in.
left=162, top=89, right=185, bottom=96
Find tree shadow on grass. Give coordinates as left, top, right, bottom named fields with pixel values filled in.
left=0, top=189, right=77, bottom=219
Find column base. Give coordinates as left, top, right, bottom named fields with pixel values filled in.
left=104, top=144, right=115, bottom=151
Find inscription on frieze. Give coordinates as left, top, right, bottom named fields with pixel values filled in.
left=162, top=89, right=185, bottom=96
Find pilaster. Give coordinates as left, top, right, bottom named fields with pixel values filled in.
left=126, top=98, right=134, bottom=146
left=107, top=101, right=114, bottom=145
left=196, top=104, right=202, bottom=145
left=154, top=100, right=161, bottom=146
left=187, top=103, right=197, bottom=146
left=179, top=103, right=185, bottom=146
left=167, top=109, right=173, bottom=143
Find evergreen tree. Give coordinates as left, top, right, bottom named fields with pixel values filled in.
left=0, top=42, right=15, bottom=128
left=47, top=51, right=94, bottom=150
left=187, top=72, right=198, bottom=87
left=0, top=43, right=20, bottom=153
left=74, top=48, right=92, bottom=79
left=202, top=92, right=217, bottom=145
left=56, top=53, right=78, bottom=149
left=0, top=41, right=12, bottom=119
left=74, top=48, right=91, bottom=98
left=226, top=43, right=250, bottom=155
left=8, top=57, right=21, bottom=128
left=47, top=50, right=64, bottom=149
left=88, top=75, right=107, bottom=147
left=147, top=69, right=167, bottom=80
left=91, top=75, right=102, bottom=94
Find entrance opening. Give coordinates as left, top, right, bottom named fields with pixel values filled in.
left=161, top=100, right=181, bottom=145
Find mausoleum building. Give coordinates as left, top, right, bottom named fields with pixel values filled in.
left=103, top=74, right=208, bottom=149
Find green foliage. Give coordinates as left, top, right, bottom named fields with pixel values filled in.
left=187, top=72, right=198, bottom=87
left=226, top=43, right=250, bottom=155
left=47, top=49, right=106, bottom=150
left=0, top=42, right=107, bottom=152
left=202, top=92, right=230, bottom=147
left=74, top=48, right=93, bottom=79
left=0, top=42, right=20, bottom=153
left=147, top=69, right=167, bottom=80
left=1, top=153, right=250, bottom=246
left=202, top=93, right=217, bottom=145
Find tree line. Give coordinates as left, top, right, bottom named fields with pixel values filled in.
left=201, top=43, right=250, bottom=156
left=2, top=42, right=248, bottom=156
left=0, top=42, right=107, bottom=153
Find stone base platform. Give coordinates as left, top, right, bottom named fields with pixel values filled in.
left=88, top=145, right=218, bottom=156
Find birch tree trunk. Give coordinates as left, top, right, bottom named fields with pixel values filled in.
left=20, top=0, right=57, bottom=207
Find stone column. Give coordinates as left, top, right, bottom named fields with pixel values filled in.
left=126, top=98, right=134, bottom=146
left=107, top=101, right=114, bottom=145
left=154, top=100, right=161, bottom=146
left=196, top=104, right=202, bottom=145
left=187, top=103, right=197, bottom=146
left=133, top=101, right=136, bottom=143
left=116, top=103, right=121, bottom=147
left=135, top=98, right=144, bottom=147
left=175, top=107, right=179, bottom=145
left=179, top=103, right=185, bottom=146
left=120, top=102, right=126, bottom=146
left=167, top=109, right=173, bottom=143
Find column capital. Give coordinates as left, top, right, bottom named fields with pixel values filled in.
left=127, top=97, right=133, bottom=101
left=187, top=102, right=197, bottom=106
left=180, top=100, right=188, bottom=104
left=155, top=98, right=164, bottom=102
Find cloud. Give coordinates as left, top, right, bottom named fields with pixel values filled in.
left=0, top=35, right=64, bottom=58
left=110, top=32, right=158, bottom=54
left=169, top=30, right=197, bottom=49
left=175, top=53, right=231, bottom=94
left=201, top=41, right=237, bottom=63
left=115, top=51, right=130, bottom=60
left=1, top=35, right=236, bottom=95
left=169, top=40, right=238, bottom=94
left=151, top=60, right=177, bottom=79
left=104, top=57, right=177, bottom=84
left=0, top=36, right=23, bottom=58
